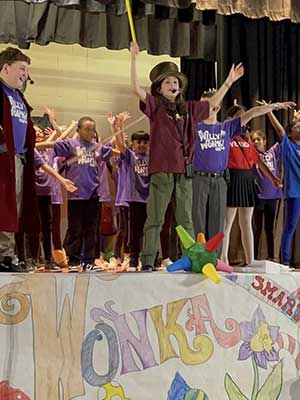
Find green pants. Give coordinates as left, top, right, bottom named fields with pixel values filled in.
left=140, top=172, right=194, bottom=266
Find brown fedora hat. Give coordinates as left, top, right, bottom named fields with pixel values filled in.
left=149, top=61, right=188, bottom=96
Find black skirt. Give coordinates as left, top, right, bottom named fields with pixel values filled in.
left=227, top=169, right=257, bottom=207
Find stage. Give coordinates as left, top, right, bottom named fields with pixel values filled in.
left=0, top=270, right=299, bottom=399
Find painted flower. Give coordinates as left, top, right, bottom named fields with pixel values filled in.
left=238, top=305, right=279, bottom=369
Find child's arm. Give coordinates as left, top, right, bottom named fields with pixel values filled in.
left=44, top=105, right=63, bottom=137
left=130, top=42, right=147, bottom=103
left=114, top=132, right=127, bottom=154
left=256, top=158, right=282, bottom=188
left=208, top=63, right=244, bottom=108
left=59, top=120, right=78, bottom=140
left=35, top=141, right=55, bottom=150
left=240, top=102, right=295, bottom=127
left=40, top=163, right=77, bottom=192
left=45, top=128, right=57, bottom=142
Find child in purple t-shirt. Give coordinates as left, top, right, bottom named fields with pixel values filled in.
left=251, top=130, right=282, bottom=260
left=36, top=116, right=119, bottom=271
left=116, top=130, right=150, bottom=270
left=193, top=93, right=288, bottom=257
left=130, top=41, right=244, bottom=271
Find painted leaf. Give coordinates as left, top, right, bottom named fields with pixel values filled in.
left=256, top=361, right=283, bottom=400
left=224, top=373, right=248, bottom=400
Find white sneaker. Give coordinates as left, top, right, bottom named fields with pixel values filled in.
left=108, top=257, right=121, bottom=271
left=160, top=258, right=173, bottom=270
left=121, top=254, right=130, bottom=271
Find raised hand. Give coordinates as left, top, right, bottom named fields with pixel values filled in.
left=44, top=127, right=54, bottom=138
left=44, top=105, right=55, bottom=121
left=272, top=101, right=296, bottom=110
left=256, top=99, right=269, bottom=106
left=227, top=63, right=244, bottom=85
left=116, top=111, right=131, bottom=128
left=293, top=109, right=300, bottom=123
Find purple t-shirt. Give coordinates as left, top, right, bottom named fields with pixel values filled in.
left=140, top=93, right=209, bottom=175
left=34, top=148, right=55, bottom=196
left=2, top=84, right=27, bottom=154
left=120, top=149, right=150, bottom=203
left=193, top=118, right=242, bottom=172
left=253, top=143, right=282, bottom=200
left=54, top=138, right=112, bottom=200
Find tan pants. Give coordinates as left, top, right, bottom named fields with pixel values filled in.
left=0, top=155, right=24, bottom=259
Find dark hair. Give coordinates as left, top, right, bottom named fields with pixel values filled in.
left=131, top=131, right=150, bottom=142
left=77, top=116, right=96, bottom=129
left=0, top=47, right=31, bottom=71
left=251, top=129, right=266, bottom=140
left=151, top=77, right=188, bottom=118
left=225, top=104, right=247, bottom=119
left=31, top=114, right=53, bottom=130
left=285, top=123, right=297, bottom=137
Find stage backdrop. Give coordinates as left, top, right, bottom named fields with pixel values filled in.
left=0, top=271, right=300, bottom=399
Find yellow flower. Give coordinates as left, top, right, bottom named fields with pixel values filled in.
left=250, top=321, right=273, bottom=353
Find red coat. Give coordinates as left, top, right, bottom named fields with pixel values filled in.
left=0, top=84, right=39, bottom=233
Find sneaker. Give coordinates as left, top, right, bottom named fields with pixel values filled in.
left=18, top=260, right=35, bottom=273
left=52, top=249, right=68, bottom=268
left=85, top=263, right=102, bottom=272
left=122, top=254, right=130, bottom=270
left=27, top=258, right=44, bottom=272
left=44, top=260, right=62, bottom=272
left=141, top=265, right=153, bottom=272
left=0, top=256, right=33, bottom=273
left=69, top=265, right=80, bottom=273
left=108, top=257, right=121, bottom=271
left=160, top=258, right=173, bottom=270
left=94, top=257, right=109, bottom=270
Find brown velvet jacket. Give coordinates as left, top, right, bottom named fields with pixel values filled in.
left=0, top=83, right=39, bottom=233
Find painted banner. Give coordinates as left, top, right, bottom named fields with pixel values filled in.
left=0, top=271, right=300, bottom=399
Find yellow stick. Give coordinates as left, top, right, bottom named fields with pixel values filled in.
left=125, top=0, right=137, bottom=42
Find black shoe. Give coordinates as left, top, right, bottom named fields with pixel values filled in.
left=0, top=256, right=12, bottom=272
left=141, top=265, right=153, bottom=272
left=0, top=256, right=33, bottom=273
left=17, top=260, right=35, bottom=273
left=85, top=263, right=102, bottom=272
left=44, top=260, right=61, bottom=272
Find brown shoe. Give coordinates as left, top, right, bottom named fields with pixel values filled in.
left=52, top=249, right=68, bottom=268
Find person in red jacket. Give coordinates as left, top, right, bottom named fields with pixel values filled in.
left=0, top=47, right=39, bottom=272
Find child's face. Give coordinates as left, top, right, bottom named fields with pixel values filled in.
left=159, top=76, right=180, bottom=101
left=251, top=133, right=266, bottom=152
left=289, top=123, right=300, bottom=143
left=132, top=139, right=149, bottom=154
left=1, top=61, right=29, bottom=90
left=34, top=126, right=44, bottom=143
left=78, top=120, right=97, bottom=143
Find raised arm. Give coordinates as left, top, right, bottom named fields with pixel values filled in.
left=35, top=141, right=55, bottom=150
left=240, top=102, right=295, bottom=127
left=59, top=120, right=78, bottom=140
left=208, top=63, right=244, bottom=109
left=130, top=41, right=147, bottom=103
left=44, top=105, right=63, bottom=137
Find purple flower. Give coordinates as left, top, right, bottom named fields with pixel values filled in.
left=238, top=305, right=279, bottom=369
